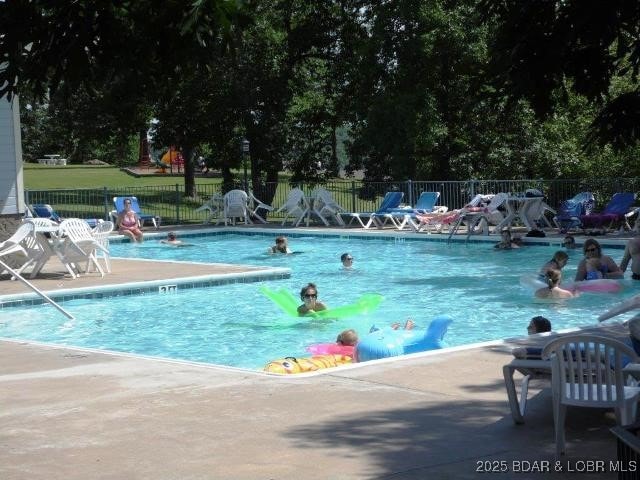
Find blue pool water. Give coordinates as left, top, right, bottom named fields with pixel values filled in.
left=0, top=232, right=634, bottom=370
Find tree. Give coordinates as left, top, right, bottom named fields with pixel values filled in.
left=482, top=0, right=640, bottom=149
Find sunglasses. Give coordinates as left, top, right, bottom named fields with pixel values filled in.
left=585, top=247, right=598, bottom=253
left=345, top=257, right=353, bottom=261
left=304, top=293, right=317, bottom=299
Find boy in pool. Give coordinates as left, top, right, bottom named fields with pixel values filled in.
left=161, top=232, right=183, bottom=245
left=268, top=236, right=292, bottom=254
left=512, top=316, right=552, bottom=359
left=297, top=283, right=328, bottom=316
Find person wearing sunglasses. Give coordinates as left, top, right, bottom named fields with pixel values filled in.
left=116, top=197, right=144, bottom=242
left=297, top=283, right=327, bottom=316
left=574, top=238, right=623, bottom=281
left=340, top=252, right=354, bottom=269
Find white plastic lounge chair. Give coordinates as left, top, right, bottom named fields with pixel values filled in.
left=275, top=188, right=310, bottom=226
left=111, top=196, right=160, bottom=229
left=447, top=193, right=507, bottom=239
left=503, top=356, right=551, bottom=424
left=195, top=193, right=224, bottom=224
left=90, top=220, right=114, bottom=273
left=310, top=187, right=346, bottom=226
left=339, top=191, right=404, bottom=229
left=20, top=218, right=62, bottom=278
left=542, top=334, right=640, bottom=457
left=58, top=218, right=107, bottom=278
left=219, top=190, right=251, bottom=226
left=248, top=192, right=274, bottom=224
left=0, top=222, right=34, bottom=277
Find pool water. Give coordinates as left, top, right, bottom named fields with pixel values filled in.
left=0, top=233, right=634, bottom=370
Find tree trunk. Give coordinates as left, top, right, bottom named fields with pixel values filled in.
left=182, top=145, right=196, bottom=198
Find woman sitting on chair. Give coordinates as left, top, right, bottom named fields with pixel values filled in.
left=117, top=198, right=144, bottom=243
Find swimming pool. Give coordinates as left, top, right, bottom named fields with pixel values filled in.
left=0, top=232, right=633, bottom=370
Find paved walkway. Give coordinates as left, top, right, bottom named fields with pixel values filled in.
left=0, top=226, right=637, bottom=479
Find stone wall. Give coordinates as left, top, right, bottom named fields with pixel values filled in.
left=0, top=215, right=21, bottom=242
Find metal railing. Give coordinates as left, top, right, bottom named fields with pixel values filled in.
left=24, top=178, right=640, bottom=225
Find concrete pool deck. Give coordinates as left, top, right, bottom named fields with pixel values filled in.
left=1, top=226, right=638, bottom=479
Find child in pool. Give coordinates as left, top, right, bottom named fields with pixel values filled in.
left=585, top=257, right=604, bottom=280
left=535, top=268, right=577, bottom=299
left=268, top=236, right=292, bottom=254
left=297, top=283, right=328, bottom=316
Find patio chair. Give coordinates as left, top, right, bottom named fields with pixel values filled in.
left=503, top=355, right=552, bottom=425
left=553, top=192, right=595, bottom=233
left=90, top=220, right=114, bottom=273
left=247, top=192, right=274, bottom=224
left=339, top=191, right=404, bottom=229
left=219, top=189, right=251, bottom=226
left=274, top=188, right=310, bottom=226
left=111, top=196, right=161, bottom=229
left=541, top=334, right=640, bottom=457
left=579, top=192, right=635, bottom=232
left=30, top=203, right=100, bottom=228
left=446, top=193, right=508, bottom=239
left=57, top=218, right=107, bottom=278
left=377, top=191, right=445, bottom=230
left=195, top=193, right=224, bottom=224
left=310, top=187, right=346, bottom=226
left=0, top=222, right=34, bottom=278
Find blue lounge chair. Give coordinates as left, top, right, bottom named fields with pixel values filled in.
left=377, top=191, right=442, bottom=230
left=579, top=192, right=635, bottom=231
left=338, top=191, right=404, bottom=229
left=30, top=204, right=99, bottom=228
left=112, top=196, right=161, bottom=229
left=552, top=192, right=595, bottom=233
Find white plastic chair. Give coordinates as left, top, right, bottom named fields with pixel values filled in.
left=219, top=190, right=250, bottom=226
left=91, top=220, right=114, bottom=273
left=58, top=218, right=107, bottom=278
left=311, top=187, right=346, bottom=226
left=542, top=334, right=640, bottom=457
left=275, top=188, right=309, bottom=226
left=195, top=193, right=224, bottom=224
left=248, top=192, right=274, bottom=224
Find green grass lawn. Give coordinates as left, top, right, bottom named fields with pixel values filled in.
left=23, top=164, right=223, bottom=189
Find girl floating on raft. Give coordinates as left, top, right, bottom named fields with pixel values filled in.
left=297, top=283, right=327, bottom=316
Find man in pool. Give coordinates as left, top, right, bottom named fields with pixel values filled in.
left=620, top=237, right=640, bottom=280
left=340, top=253, right=354, bottom=269
left=297, top=283, right=327, bottom=316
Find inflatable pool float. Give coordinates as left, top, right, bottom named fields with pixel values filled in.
left=354, top=315, right=453, bottom=362
left=306, top=343, right=355, bottom=356
left=260, top=286, right=384, bottom=319
left=263, top=354, right=352, bottom=374
left=520, top=274, right=623, bottom=294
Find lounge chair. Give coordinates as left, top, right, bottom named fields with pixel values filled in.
left=310, top=187, right=346, bottom=226
left=377, top=191, right=445, bottom=230
left=579, top=192, right=635, bottom=231
left=30, top=204, right=100, bottom=228
left=446, top=193, right=508, bottom=239
left=408, top=194, right=487, bottom=233
left=339, top=191, right=404, bottom=229
left=503, top=355, right=552, bottom=425
left=195, top=193, right=224, bottom=224
left=553, top=192, right=595, bottom=233
left=247, top=192, right=274, bottom=224
left=111, top=196, right=161, bottom=229
left=0, top=222, right=34, bottom=278
left=275, top=188, right=310, bottom=226
left=542, top=334, right=640, bottom=457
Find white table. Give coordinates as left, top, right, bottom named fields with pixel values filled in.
left=495, top=196, right=544, bottom=232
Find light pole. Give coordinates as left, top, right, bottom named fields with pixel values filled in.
left=241, top=138, right=250, bottom=191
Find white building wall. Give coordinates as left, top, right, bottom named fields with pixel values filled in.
left=0, top=95, right=25, bottom=216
